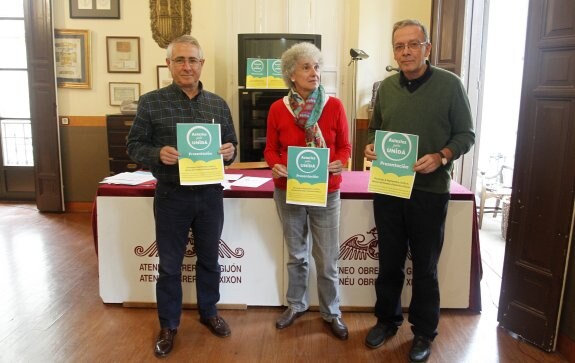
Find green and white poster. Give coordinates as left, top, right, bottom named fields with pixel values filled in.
left=176, top=123, right=224, bottom=185
left=286, top=146, right=330, bottom=206
left=267, top=59, right=285, bottom=88
left=246, top=58, right=267, bottom=88
left=368, top=130, right=419, bottom=199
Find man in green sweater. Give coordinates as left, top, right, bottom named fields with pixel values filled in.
left=363, top=19, right=475, bottom=363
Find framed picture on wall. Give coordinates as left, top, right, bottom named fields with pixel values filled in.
left=156, top=65, right=173, bottom=88
left=106, top=36, right=141, bottom=73
left=109, top=82, right=140, bottom=106
left=54, top=29, right=91, bottom=89
left=69, top=0, right=120, bottom=19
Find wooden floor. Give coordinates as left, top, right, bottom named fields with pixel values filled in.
left=0, top=202, right=569, bottom=363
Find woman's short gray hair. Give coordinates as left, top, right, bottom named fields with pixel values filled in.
left=281, top=42, right=323, bottom=89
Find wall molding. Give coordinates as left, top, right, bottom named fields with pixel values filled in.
left=59, top=116, right=106, bottom=127
left=65, top=202, right=93, bottom=213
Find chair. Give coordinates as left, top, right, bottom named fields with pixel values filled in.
left=363, top=157, right=372, bottom=171
left=226, top=161, right=269, bottom=170
left=344, top=158, right=352, bottom=171
left=478, top=163, right=513, bottom=229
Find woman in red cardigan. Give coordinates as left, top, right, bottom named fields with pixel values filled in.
left=264, top=42, right=351, bottom=340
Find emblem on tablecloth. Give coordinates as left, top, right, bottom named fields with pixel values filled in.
left=339, top=227, right=379, bottom=260
left=134, top=228, right=244, bottom=258
left=338, top=227, right=412, bottom=261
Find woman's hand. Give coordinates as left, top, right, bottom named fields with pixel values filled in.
left=271, top=164, right=288, bottom=179
left=328, top=159, right=344, bottom=175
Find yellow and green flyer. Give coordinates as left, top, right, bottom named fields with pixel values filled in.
left=246, top=58, right=267, bottom=88
left=286, top=146, right=330, bottom=206
left=267, top=59, right=285, bottom=88
left=368, top=130, right=419, bottom=199
left=176, top=123, right=224, bottom=185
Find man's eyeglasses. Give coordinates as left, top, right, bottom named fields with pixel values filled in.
left=171, top=57, right=203, bottom=66
left=393, top=41, right=428, bottom=53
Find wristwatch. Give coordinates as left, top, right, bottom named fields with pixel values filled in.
left=438, top=150, right=448, bottom=166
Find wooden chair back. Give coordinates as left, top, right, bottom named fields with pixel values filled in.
left=226, top=161, right=269, bottom=169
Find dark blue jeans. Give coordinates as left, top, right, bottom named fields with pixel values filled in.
left=373, top=189, right=449, bottom=340
left=154, top=181, right=224, bottom=329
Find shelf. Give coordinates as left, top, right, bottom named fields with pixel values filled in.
left=239, top=89, right=285, bottom=162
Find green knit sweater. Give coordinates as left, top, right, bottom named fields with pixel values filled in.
left=368, top=66, right=475, bottom=194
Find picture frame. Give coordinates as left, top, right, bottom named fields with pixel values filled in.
left=54, top=29, right=91, bottom=89
left=109, top=82, right=140, bottom=106
left=69, top=0, right=120, bottom=19
left=106, top=36, right=141, bottom=73
left=156, top=65, right=173, bottom=88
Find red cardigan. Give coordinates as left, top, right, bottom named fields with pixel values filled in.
left=264, top=96, right=352, bottom=192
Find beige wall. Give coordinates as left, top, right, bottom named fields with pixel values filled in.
left=55, top=0, right=432, bottom=203
left=354, top=1, right=432, bottom=117
left=53, top=1, right=219, bottom=116
left=53, top=0, right=432, bottom=126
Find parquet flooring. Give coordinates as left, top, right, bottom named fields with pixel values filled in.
left=0, top=202, right=568, bottom=362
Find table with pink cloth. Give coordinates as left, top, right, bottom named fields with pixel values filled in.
left=93, top=170, right=481, bottom=311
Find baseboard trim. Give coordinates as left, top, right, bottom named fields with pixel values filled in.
left=121, top=302, right=248, bottom=310
left=65, top=202, right=93, bottom=213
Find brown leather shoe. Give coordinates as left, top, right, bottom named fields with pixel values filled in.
left=154, top=328, right=177, bottom=358
left=276, top=308, right=306, bottom=329
left=200, top=315, right=231, bottom=337
left=327, top=317, right=349, bottom=340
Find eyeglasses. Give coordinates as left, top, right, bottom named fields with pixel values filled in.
left=171, top=57, right=203, bottom=66
left=393, top=41, right=428, bottom=53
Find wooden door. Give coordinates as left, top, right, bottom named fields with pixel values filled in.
left=429, top=0, right=465, bottom=76
left=497, top=0, right=575, bottom=351
left=429, top=0, right=478, bottom=187
left=24, top=0, right=63, bottom=211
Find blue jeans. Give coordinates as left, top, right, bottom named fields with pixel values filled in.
left=372, top=189, right=449, bottom=340
left=154, top=182, right=224, bottom=329
left=273, top=188, right=342, bottom=321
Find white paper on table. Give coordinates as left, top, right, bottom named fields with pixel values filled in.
left=230, top=176, right=271, bottom=188
left=224, top=174, right=243, bottom=181
left=221, top=180, right=233, bottom=190
left=100, top=171, right=156, bottom=186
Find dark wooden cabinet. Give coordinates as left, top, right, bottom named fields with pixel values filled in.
left=238, top=89, right=286, bottom=161
left=105, top=114, right=141, bottom=175
left=236, top=34, right=320, bottom=162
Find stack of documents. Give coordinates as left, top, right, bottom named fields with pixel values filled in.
left=100, top=170, right=271, bottom=188
left=100, top=171, right=156, bottom=186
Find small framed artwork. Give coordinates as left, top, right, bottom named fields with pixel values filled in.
left=69, top=0, right=120, bottom=19
left=156, top=65, right=173, bottom=88
left=54, top=29, right=91, bottom=89
left=106, top=36, right=141, bottom=73
left=109, top=82, right=140, bottom=106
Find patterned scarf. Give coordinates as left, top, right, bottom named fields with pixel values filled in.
left=288, top=85, right=327, bottom=148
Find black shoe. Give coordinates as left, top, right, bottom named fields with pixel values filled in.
left=276, top=308, right=305, bottom=329
left=409, top=335, right=432, bottom=363
left=200, top=315, right=231, bottom=337
left=327, top=317, right=349, bottom=340
left=365, top=322, right=397, bottom=349
left=154, top=328, right=177, bottom=358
